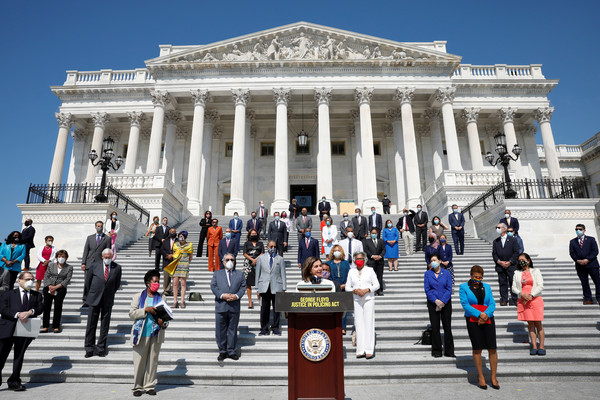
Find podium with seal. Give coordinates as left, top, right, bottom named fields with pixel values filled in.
left=276, top=291, right=354, bottom=400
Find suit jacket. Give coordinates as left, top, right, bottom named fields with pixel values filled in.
left=351, top=216, right=369, bottom=239
left=449, top=212, right=465, bottom=231
left=85, top=260, right=122, bottom=308
left=437, top=244, right=453, bottom=268
left=288, top=203, right=300, bottom=218
left=0, top=243, right=26, bottom=271
left=364, top=237, right=386, bottom=268
left=207, top=226, right=223, bottom=246
left=255, top=253, right=286, bottom=293
left=268, top=220, right=288, bottom=245
left=218, top=237, right=239, bottom=262
left=368, top=213, right=383, bottom=232
left=298, top=237, right=320, bottom=266
left=256, top=206, right=269, bottom=219
left=21, top=225, right=36, bottom=249
left=0, top=287, right=44, bottom=339
left=569, top=235, right=600, bottom=269
left=152, top=224, right=170, bottom=249
left=246, top=218, right=263, bottom=233
left=81, top=233, right=111, bottom=269
left=228, top=219, right=244, bottom=242
left=318, top=201, right=331, bottom=216
left=160, top=237, right=176, bottom=268
left=296, top=215, right=313, bottom=233
left=42, top=262, right=73, bottom=288
left=492, top=235, right=520, bottom=272
left=396, top=211, right=416, bottom=234
left=414, top=211, right=429, bottom=228
left=459, top=282, right=496, bottom=319
left=499, top=217, right=520, bottom=234
left=211, top=269, right=246, bottom=313
left=338, top=220, right=352, bottom=239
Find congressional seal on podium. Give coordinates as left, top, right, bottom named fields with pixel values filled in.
left=299, top=329, right=331, bottom=362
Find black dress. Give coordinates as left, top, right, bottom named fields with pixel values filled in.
left=465, top=282, right=497, bottom=350
left=196, top=217, right=212, bottom=257
left=243, top=241, right=264, bottom=287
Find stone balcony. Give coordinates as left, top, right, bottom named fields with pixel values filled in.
left=537, top=144, right=582, bottom=161
left=63, top=68, right=154, bottom=86
left=452, top=64, right=545, bottom=79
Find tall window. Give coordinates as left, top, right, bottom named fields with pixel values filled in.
left=261, top=142, right=275, bottom=157
left=373, top=141, right=381, bottom=156
left=225, top=142, right=233, bottom=157
left=331, top=141, right=345, bottom=156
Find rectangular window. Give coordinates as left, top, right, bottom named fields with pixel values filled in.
left=260, top=142, right=275, bottom=157
left=442, top=140, right=447, bottom=155
left=373, top=141, right=381, bottom=156
left=596, top=183, right=600, bottom=197
left=331, top=141, right=345, bottom=156
left=480, top=139, right=486, bottom=155
left=225, top=142, right=233, bottom=157
left=122, top=144, right=128, bottom=157
left=296, top=140, right=310, bottom=155
left=160, top=143, right=165, bottom=158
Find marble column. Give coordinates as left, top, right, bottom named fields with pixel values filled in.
left=85, top=112, right=110, bottom=183
left=186, top=89, right=210, bottom=214
left=498, top=107, right=522, bottom=178
left=123, top=112, right=145, bottom=174
left=200, top=110, right=219, bottom=210
left=386, top=108, right=406, bottom=208
left=162, top=110, right=180, bottom=181
left=535, top=107, right=562, bottom=179
left=395, top=88, right=421, bottom=207
left=244, top=110, right=255, bottom=206
left=436, top=88, right=462, bottom=171
left=209, top=126, right=222, bottom=212
left=49, top=113, right=73, bottom=185
left=225, top=88, right=250, bottom=215
left=424, top=108, right=444, bottom=179
left=271, top=88, right=291, bottom=212
left=146, top=90, right=170, bottom=174
left=66, top=128, right=86, bottom=185
left=351, top=110, right=363, bottom=206
left=355, top=87, right=380, bottom=211
left=462, top=107, right=483, bottom=170
left=315, top=87, right=336, bottom=213
left=521, top=124, right=543, bottom=179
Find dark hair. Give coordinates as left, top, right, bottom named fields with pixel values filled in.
left=95, top=220, right=104, bottom=226
left=430, top=254, right=440, bottom=262
left=45, top=235, right=54, bottom=241
left=432, top=215, right=441, bottom=223
left=302, top=257, right=321, bottom=282
left=212, top=219, right=218, bottom=224
left=205, top=210, right=212, bottom=217
left=576, top=224, right=586, bottom=230
left=470, top=265, right=484, bottom=276
left=247, top=229, right=259, bottom=241
left=144, top=269, right=160, bottom=286
left=385, top=219, right=393, bottom=226
left=518, top=253, right=534, bottom=270
left=56, top=249, right=69, bottom=259
left=153, top=216, right=159, bottom=221
left=6, top=231, right=21, bottom=244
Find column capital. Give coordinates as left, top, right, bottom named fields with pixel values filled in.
left=150, top=90, right=171, bottom=107
left=348, top=125, right=355, bottom=137
left=355, top=87, right=373, bottom=105
left=394, top=87, right=415, bottom=104
left=213, top=126, right=223, bottom=139
left=424, top=108, right=440, bottom=122
left=55, top=112, right=73, bottom=129
left=314, top=87, right=332, bottom=105
left=534, top=107, right=554, bottom=124
left=383, top=125, right=394, bottom=137
left=273, top=87, right=291, bottom=105
left=416, top=123, right=430, bottom=137
left=90, top=112, right=110, bottom=128
left=190, top=89, right=211, bottom=106
left=246, top=109, right=256, bottom=122
left=232, top=88, right=251, bottom=106
left=250, top=126, right=258, bottom=139
left=519, top=123, right=538, bottom=136
left=435, top=87, right=456, bottom=104
left=386, top=108, right=402, bottom=122
left=165, top=110, right=182, bottom=126
left=176, top=127, right=188, bottom=140
left=462, top=107, right=480, bottom=123
left=204, top=109, right=220, bottom=123
left=71, top=128, right=86, bottom=141
left=127, top=111, right=145, bottom=127
left=498, top=107, right=518, bottom=123
left=350, top=109, right=360, bottom=122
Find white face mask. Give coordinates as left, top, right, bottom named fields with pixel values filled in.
left=333, top=251, right=341, bottom=259
left=505, top=213, right=510, bottom=219
left=103, top=258, right=112, bottom=266
left=347, top=232, right=354, bottom=239
left=496, top=228, right=502, bottom=235
left=225, top=260, right=234, bottom=270
left=23, top=280, right=34, bottom=291
left=57, top=257, right=66, bottom=265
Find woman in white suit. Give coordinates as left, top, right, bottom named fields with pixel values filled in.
left=105, top=212, right=120, bottom=261
left=321, top=216, right=338, bottom=257
left=345, top=251, right=380, bottom=359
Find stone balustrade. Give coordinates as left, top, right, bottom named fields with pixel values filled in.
left=422, top=170, right=503, bottom=204
left=94, top=173, right=184, bottom=202
left=537, top=144, right=582, bottom=160
left=453, top=64, right=544, bottom=79
left=64, top=68, right=154, bottom=86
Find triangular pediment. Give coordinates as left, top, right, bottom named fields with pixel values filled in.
left=145, top=22, right=461, bottom=70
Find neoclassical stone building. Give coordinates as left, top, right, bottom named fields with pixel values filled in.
left=47, top=22, right=569, bottom=221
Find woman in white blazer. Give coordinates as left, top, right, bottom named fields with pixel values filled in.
left=345, top=251, right=380, bottom=359
left=321, top=216, right=338, bottom=257
left=512, top=253, right=545, bottom=356
left=106, top=212, right=120, bottom=261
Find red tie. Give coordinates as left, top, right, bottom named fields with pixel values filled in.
left=303, top=216, right=306, bottom=224
left=104, top=264, right=109, bottom=281
left=403, top=218, right=408, bottom=231
left=580, top=237, right=584, bottom=248
left=227, top=239, right=230, bottom=247
left=306, top=239, right=309, bottom=248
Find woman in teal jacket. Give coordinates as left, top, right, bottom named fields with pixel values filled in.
left=459, top=265, right=499, bottom=391
left=0, top=231, right=27, bottom=292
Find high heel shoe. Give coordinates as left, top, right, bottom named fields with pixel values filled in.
left=180, top=301, right=186, bottom=309
left=172, top=302, right=178, bottom=309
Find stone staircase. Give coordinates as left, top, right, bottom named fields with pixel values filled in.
left=15, top=214, right=600, bottom=384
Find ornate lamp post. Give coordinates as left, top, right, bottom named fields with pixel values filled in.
left=485, top=132, right=522, bottom=199
left=88, top=136, right=123, bottom=202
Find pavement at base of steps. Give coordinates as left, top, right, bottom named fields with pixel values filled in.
left=0, top=381, right=598, bottom=399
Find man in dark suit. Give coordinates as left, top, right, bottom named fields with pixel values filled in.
left=160, top=228, right=177, bottom=295
left=352, top=208, right=369, bottom=241
left=414, top=204, right=428, bottom=252
left=81, top=221, right=111, bottom=306
left=246, top=211, right=262, bottom=234
left=152, top=217, right=170, bottom=270
left=219, top=228, right=239, bottom=262
left=210, top=253, right=246, bottom=361
left=228, top=213, right=244, bottom=252
left=0, top=271, right=43, bottom=391
left=448, top=204, right=466, bottom=255
left=499, top=209, right=520, bottom=236
left=84, top=249, right=122, bottom=357
left=318, top=196, right=331, bottom=221
left=296, top=208, right=312, bottom=243
left=364, top=228, right=386, bottom=295
left=569, top=224, right=600, bottom=305
left=492, top=222, right=520, bottom=306
left=20, top=219, right=35, bottom=271
left=396, top=208, right=416, bottom=256
left=268, top=212, right=288, bottom=257
left=297, top=228, right=320, bottom=269
left=368, top=206, right=383, bottom=238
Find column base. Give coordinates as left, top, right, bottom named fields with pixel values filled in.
left=361, top=198, right=382, bottom=214
left=186, top=199, right=203, bottom=216
left=224, top=199, right=246, bottom=216
left=406, top=198, right=421, bottom=209
left=270, top=199, right=290, bottom=215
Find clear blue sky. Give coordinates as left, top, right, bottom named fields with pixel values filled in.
left=1, top=0, right=598, bottom=232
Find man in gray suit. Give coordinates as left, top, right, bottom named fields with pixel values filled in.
left=352, top=208, right=369, bottom=241
left=81, top=221, right=111, bottom=306
left=210, top=253, right=246, bottom=361
left=339, top=212, right=352, bottom=240
left=84, top=248, right=122, bottom=358
left=256, top=201, right=269, bottom=239
left=296, top=208, right=312, bottom=243
left=255, top=241, right=286, bottom=336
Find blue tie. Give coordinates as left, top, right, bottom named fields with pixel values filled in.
left=348, top=239, right=352, bottom=263
left=269, top=256, right=274, bottom=270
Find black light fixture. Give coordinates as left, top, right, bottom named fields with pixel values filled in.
left=289, top=94, right=316, bottom=148
left=485, top=131, right=521, bottom=199
left=88, top=136, right=123, bottom=202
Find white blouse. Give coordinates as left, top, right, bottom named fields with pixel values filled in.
left=345, top=266, right=380, bottom=301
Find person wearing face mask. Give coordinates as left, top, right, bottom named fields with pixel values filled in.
left=1, top=232, right=28, bottom=295
left=437, top=234, right=454, bottom=284
left=512, top=253, right=545, bottom=356
left=326, top=246, right=350, bottom=332
left=318, top=196, right=331, bottom=221
left=413, top=204, right=428, bottom=252
left=459, top=265, right=499, bottom=390
left=211, top=254, right=246, bottom=361
left=345, top=252, right=379, bottom=359
left=569, top=223, right=600, bottom=305
left=105, top=212, right=120, bottom=261
left=256, top=201, right=269, bottom=239
left=428, top=215, right=449, bottom=239
left=159, top=228, right=178, bottom=296
left=298, top=228, right=319, bottom=270
left=396, top=208, right=416, bottom=256
left=268, top=212, right=288, bottom=257
left=492, top=223, right=520, bottom=306
left=352, top=208, right=369, bottom=241
left=145, top=216, right=160, bottom=257
left=499, top=209, right=519, bottom=236
left=339, top=213, right=351, bottom=240
left=297, top=257, right=335, bottom=292
left=81, top=221, right=111, bottom=306
left=321, top=263, right=341, bottom=292
left=228, top=212, right=244, bottom=254
left=152, top=218, right=170, bottom=270
left=0, top=271, right=44, bottom=391
left=165, top=231, right=193, bottom=309
left=382, top=219, right=399, bottom=272
left=368, top=207, right=383, bottom=239
left=296, top=208, right=312, bottom=243
left=507, top=227, right=524, bottom=254
left=364, top=228, right=386, bottom=296
left=382, top=194, right=391, bottom=215
left=20, top=219, right=35, bottom=271
left=321, top=217, right=338, bottom=257
left=196, top=211, right=213, bottom=257
left=246, top=211, right=263, bottom=238
left=129, top=269, right=168, bottom=396
left=84, top=248, right=122, bottom=358
left=448, top=204, right=466, bottom=255
left=243, top=229, right=264, bottom=309
left=424, top=232, right=440, bottom=268
left=219, top=228, right=239, bottom=266
left=255, top=241, right=286, bottom=336
left=339, top=227, right=364, bottom=268
left=40, top=249, right=72, bottom=333
left=424, top=254, right=454, bottom=358
left=35, top=235, right=56, bottom=292
left=288, top=198, right=300, bottom=231
left=207, top=219, right=223, bottom=272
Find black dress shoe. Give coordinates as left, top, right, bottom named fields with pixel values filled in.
left=258, top=330, right=270, bottom=336
left=445, top=353, right=456, bottom=358
left=356, top=353, right=366, bottom=359
left=147, top=389, right=157, bottom=395
left=85, top=351, right=94, bottom=358
left=478, top=384, right=487, bottom=390
left=491, top=383, right=500, bottom=390
left=432, top=354, right=442, bottom=358
left=217, top=353, right=227, bottom=361
left=97, top=352, right=106, bottom=357
left=9, top=384, right=27, bottom=391
left=272, top=329, right=282, bottom=336
left=133, top=390, right=143, bottom=397
left=229, top=354, right=239, bottom=360
left=500, top=301, right=508, bottom=306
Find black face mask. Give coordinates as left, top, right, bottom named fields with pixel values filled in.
left=13, top=237, right=20, bottom=243
left=250, top=235, right=259, bottom=241
left=310, top=275, right=322, bottom=284
left=170, top=233, right=177, bottom=238
left=429, top=237, right=435, bottom=244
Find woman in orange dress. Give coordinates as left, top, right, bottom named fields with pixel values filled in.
left=320, top=219, right=327, bottom=254
left=512, top=253, right=545, bottom=356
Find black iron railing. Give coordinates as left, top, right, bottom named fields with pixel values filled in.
left=26, top=183, right=150, bottom=225
left=462, top=177, right=590, bottom=219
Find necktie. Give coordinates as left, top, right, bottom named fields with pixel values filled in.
left=269, top=256, right=273, bottom=269
left=228, top=270, right=232, bottom=285
left=227, top=239, right=230, bottom=247
left=348, top=239, right=352, bottom=262
left=96, top=235, right=100, bottom=245
left=22, top=291, right=29, bottom=312
left=306, top=239, right=309, bottom=248
left=253, top=220, right=256, bottom=229
left=104, top=264, right=110, bottom=281
left=404, top=218, right=408, bottom=231
left=374, top=239, right=377, bottom=246
left=261, top=208, right=264, bottom=218
left=580, top=237, right=584, bottom=248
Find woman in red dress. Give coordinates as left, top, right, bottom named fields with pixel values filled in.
left=36, top=235, right=56, bottom=291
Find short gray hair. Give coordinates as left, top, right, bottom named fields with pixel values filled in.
left=18, top=271, right=34, bottom=280
left=498, top=222, right=507, bottom=230
left=353, top=251, right=367, bottom=261
left=222, top=253, right=235, bottom=262
left=102, top=248, right=113, bottom=257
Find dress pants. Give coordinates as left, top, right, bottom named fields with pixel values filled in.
left=354, top=297, right=375, bottom=355
left=403, top=231, right=414, bottom=256
left=132, top=336, right=162, bottom=392
left=415, top=226, right=427, bottom=251
left=82, top=269, right=90, bottom=303
left=370, top=262, right=384, bottom=294
left=383, top=206, right=390, bottom=214
left=197, top=229, right=208, bottom=257
left=0, top=336, right=33, bottom=386
left=154, top=249, right=162, bottom=270
left=427, top=299, right=454, bottom=356
left=24, top=247, right=32, bottom=270
left=85, top=298, right=113, bottom=354
left=496, top=264, right=518, bottom=303
left=259, top=287, right=280, bottom=331
left=43, top=286, right=67, bottom=329
left=215, top=310, right=240, bottom=356
left=575, top=265, right=600, bottom=302
left=275, top=242, right=284, bottom=257
left=208, top=245, right=220, bottom=272
left=451, top=229, right=465, bottom=255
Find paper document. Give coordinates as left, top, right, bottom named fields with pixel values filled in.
left=15, top=317, right=42, bottom=338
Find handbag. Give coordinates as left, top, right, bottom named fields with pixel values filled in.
left=188, top=292, right=203, bottom=301
left=415, top=326, right=432, bottom=345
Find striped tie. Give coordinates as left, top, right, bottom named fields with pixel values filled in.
left=104, top=264, right=110, bottom=281
left=579, top=238, right=584, bottom=248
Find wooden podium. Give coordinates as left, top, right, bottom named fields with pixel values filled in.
left=276, top=292, right=354, bottom=400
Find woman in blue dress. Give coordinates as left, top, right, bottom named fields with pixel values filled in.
left=382, top=219, right=399, bottom=271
